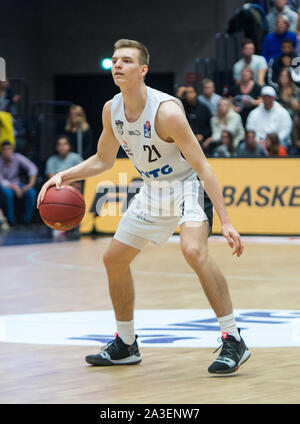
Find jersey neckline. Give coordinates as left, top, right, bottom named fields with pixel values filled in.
left=121, top=85, right=149, bottom=126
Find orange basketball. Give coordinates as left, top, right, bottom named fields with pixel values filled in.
left=39, top=185, right=85, bottom=231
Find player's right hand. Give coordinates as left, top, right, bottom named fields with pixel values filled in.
left=37, top=174, right=63, bottom=209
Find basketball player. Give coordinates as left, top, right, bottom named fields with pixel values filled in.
left=37, top=39, right=251, bottom=374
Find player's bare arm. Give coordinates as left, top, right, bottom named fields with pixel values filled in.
left=37, top=100, right=120, bottom=207
left=156, top=100, right=244, bottom=257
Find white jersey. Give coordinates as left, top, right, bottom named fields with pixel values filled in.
left=111, top=85, right=196, bottom=185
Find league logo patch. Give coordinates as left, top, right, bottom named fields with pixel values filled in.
left=144, top=120, right=151, bottom=138
left=115, top=120, right=124, bottom=135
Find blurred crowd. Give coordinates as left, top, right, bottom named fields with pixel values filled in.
left=177, top=0, right=300, bottom=158
left=1, top=0, right=300, bottom=231
left=0, top=98, right=88, bottom=232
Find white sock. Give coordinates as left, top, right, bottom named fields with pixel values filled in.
left=217, top=313, right=241, bottom=341
left=116, top=320, right=135, bottom=345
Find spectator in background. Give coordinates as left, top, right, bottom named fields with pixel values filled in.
left=289, top=111, right=300, bottom=154
left=180, top=85, right=212, bottom=145
left=262, top=15, right=297, bottom=63
left=267, top=38, right=296, bottom=86
left=64, top=104, right=94, bottom=160
left=198, top=79, right=221, bottom=115
left=265, top=132, right=288, bottom=155
left=175, top=84, right=188, bottom=99
left=203, top=98, right=245, bottom=154
left=277, top=67, right=300, bottom=117
left=266, top=0, right=298, bottom=32
left=246, top=85, right=292, bottom=146
left=212, top=130, right=235, bottom=158
left=0, top=141, right=37, bottom=226
left=45, top=135, right=83, bottom=190
left=229, top=67, right=262, bottom=126
left=237, top=130, right=268, bottom=157
left=233, top=39, right=268, bottom=86
left=0, top=79, right=20, bottom=115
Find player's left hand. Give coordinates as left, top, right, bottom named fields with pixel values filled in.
left=222, top=223, right=244, bottom=257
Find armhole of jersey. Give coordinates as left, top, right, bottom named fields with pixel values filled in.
left=152, top=98, right=185, bottom=145
left=110, top=95, right=121, bottom=140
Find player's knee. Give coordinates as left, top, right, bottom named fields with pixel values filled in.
left=182, top=245, right=208, bottom=268
left=103, top=249, right=128, bottom=270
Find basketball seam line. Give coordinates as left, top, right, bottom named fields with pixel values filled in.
left=59, top=187, right=84, bottom=202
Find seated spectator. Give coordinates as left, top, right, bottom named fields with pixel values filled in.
left=64, top=104, right=94, bottom=160
left=262, top=15, right=297, bottom=63
left=237, top=130, right=268, bottom=157
left=277, top=67, right=300, bottom=118
left=267, top=38, right=296, bottom=85
left=246, top=85, right=292, bottom=146
left=227, top=4, right=268, bottom=54
left=0, top=141, right=37, bottom=226
left=198, top=79, right=221, bottom=115
left=175, top=84, right=188, bottom=99
left=180, top=85, right=212, bottom=144
left=0, top=79, right=20, bottom=115
left=229, top=67, right=262, bottom=126
left=233, top=38, right=268, bottom=86
left=265, top=132, right=288, bottom=155
left=45, top=135, right=83, bottom=191
left=203, top=98, right=245, bottom=153
left=289, top=111, right=300, bottom=154
left=267, top=0, right=298, bottom=33
left=212, top=130, right=235, bottom=157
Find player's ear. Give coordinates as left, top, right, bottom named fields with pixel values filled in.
left=140, top=65, right=148, bottom=79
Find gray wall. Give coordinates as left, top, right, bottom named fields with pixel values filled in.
left=0, top=0, right=244, bottom=106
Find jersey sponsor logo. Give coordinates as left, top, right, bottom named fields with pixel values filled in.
left=1, top=309, right=300, bottom=347
left=128, top=130, right=141, bottom=136
left=136, top=164, right=173, bottom=179
left=115, top=120, right=124, bottom=135
left=144, top=120, right=151, bottom=138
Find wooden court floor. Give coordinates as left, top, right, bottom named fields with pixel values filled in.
left=0, top=236, right=300, bottom=404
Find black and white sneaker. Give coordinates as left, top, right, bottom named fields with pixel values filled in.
left=208, top=329, right=251, bottom=374
left=85, top=333, right=142, bottom=366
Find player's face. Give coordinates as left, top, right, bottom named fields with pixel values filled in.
left=111, top=48, right=147, bottom=88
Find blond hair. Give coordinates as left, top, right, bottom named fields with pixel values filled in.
left=114, top=39, right=150, bottom=66
left=65, top=104, right=90, bottom=132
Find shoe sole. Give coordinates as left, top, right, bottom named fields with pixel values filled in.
left=85, top=354, right=142, bottom=366
left=208, top=349, right=251, bottom=375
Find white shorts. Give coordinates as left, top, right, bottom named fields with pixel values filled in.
left=114, top=178, right=209, bottom=250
